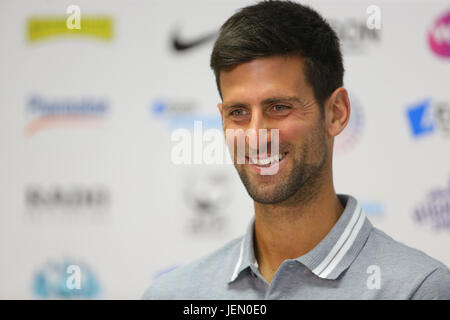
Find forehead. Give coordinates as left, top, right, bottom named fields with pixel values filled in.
left=219, top=55, right=311, bottom=102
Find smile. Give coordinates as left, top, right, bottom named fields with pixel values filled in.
left=247, top=152, right=288, bottom=166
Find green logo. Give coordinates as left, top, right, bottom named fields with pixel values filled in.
left=27, top=16, right=113, bottom=42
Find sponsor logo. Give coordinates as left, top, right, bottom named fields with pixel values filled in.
left=406, top=98, right=450, bottom=138
left=428, top=9, right=450, bottom=58
left=183, top=170, right=231, bottom=235
left=328, top=18, right=381, bottom=54
left=171, top=29, right=217, bottom=52
left=150, top=98, right=221, bottom=130
left=360, top=200, right=385, bottom=217
left=27, top=16, right=113, bottom=42
left=169, top=17, right=380, bottom=55
left=24, top=95, right=108, bottom=137
left=25, top=185, right=110, bottom=219
left=32, top=258, right=100, bottom=299
left=335, top=92, right=365, bottom=154
left=412, top=177, right=450, bottom=230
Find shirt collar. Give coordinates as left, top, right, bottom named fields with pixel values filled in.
left=228, top=194, right=373, bottom=283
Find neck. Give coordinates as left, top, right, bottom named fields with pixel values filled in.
left=253, top=171, right=344, bottom=283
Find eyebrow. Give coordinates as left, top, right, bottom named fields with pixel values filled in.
left=222, top=96, right=303, bottom=109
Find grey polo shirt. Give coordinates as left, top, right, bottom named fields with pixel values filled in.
left=143, top=194, right=450, bottom=299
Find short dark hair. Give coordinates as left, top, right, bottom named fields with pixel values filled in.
left=210, top=0, right=344, bottom=114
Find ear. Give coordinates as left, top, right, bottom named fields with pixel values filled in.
left=325, top=87, right=350, bottom=138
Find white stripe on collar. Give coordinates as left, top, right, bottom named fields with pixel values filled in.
left=312, top=204, right=364, bottom=278
left=319, top=208, right=366, bottom=278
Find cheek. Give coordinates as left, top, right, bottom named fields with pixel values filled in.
left=278, top=121, right=309, bottom=145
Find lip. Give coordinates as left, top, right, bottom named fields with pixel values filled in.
left=245, top=152, right=288, bottom=175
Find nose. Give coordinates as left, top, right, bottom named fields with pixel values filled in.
left=246, top=108, right=271, bottom=153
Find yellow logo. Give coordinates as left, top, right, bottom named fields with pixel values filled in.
left=27, top=16, right=113, bottom=42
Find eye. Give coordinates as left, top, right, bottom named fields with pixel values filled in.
left=271, top=105, right=291, bottom=112
left=229, top=109, right=249, bottom=117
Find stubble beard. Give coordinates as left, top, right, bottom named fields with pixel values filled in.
left=234, top=125, right=328, bottom=206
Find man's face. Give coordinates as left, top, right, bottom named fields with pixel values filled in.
left=218, top=55, right=329, bottom=205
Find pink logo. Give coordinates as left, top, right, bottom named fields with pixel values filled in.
left=428, top=9, right=450, bottom=58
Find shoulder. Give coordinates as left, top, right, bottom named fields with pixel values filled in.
left=366, top=228, right=447, bottom=271
left=142, top=237, right=242, bottom=300
left=361, top=227, right=450, bottom=299
left=410, top=267, right=450, bottom=299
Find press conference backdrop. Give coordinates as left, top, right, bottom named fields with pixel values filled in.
left=0, top=0, right=449, bottom=299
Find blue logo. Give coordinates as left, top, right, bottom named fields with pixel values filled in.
left=152, top=99, right=167, bottom=116
left=406, top=98, right=450, bottom=138
left=361, top=201, right=385, bottom=217
left=406, top=99, right=435, bottom=137
left=32, top=259, right=100, bottom=299
left=150, top=98, right=221, bottom=130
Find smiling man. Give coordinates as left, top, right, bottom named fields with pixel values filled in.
left=143, top=0, right=450, bottom=299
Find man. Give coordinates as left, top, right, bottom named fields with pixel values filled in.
left=143, top=0, right=450, bottom=299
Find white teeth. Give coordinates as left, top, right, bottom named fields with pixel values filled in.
left=258, top=157, right=271, bottom=165
left=249, top=153, right=286, bottom=165
left=274, top=154, right=280, bottom=162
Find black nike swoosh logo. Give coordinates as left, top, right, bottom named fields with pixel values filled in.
left=171, top=29, right=218, bottom=52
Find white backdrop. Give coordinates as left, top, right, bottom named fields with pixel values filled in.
left=0, top=0, right=449, bottom=299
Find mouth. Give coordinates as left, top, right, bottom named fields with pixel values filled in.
left=245, top=152, right=288, bottom=167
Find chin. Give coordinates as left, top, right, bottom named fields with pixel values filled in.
left=246, top=186, right=290, bottom=204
